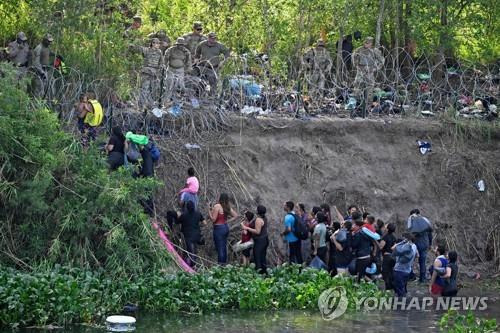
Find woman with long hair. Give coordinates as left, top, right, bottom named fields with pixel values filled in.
left=242, top=205, right=269, bottom=274
left=209, top=193, right=238, bottom=265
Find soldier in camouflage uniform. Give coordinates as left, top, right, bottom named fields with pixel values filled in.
left=31, top=34, right=54, bottom=98
left=301, top=39, right=332, bottom=99
left=195, top=32, right=230, bottom=93
left=6, top=32, right=30, bottom=80
left=130, top=37, right=164, bottom=109
left=182, top=22, right=206, bottom=59
left=164, top=37, right=191, bottom=103
left=148, top=29, right=171, bottom=53
left=352, top=37, right=384, bottom=116
left=124, top=15, right=142, bottom=41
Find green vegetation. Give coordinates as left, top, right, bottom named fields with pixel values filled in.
left=439, top=310, right=498, bottom=333
left=0, top=264, right=384, bottom=328
left=0, top=64, right=168, bottom=275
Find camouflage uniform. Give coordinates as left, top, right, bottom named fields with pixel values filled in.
left=352, top=37, right=384, bottom=114
left=195, top=32, right=230, bottom=92
left=6, top=32, right=30, bottom=80
left=302, top=40, right=332, bottom=98
left=31, top=34, right=54, bottom=98
left=182, top=22, right=206, bottom=56
left=131, top=38, right=164, bottom=109
left=164, top=37, right=192, bottom=102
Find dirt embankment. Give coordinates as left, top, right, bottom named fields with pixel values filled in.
left=157, top=117, right=500, bottom=273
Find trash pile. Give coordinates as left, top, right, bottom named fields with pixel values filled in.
left=457, top=96, right=498, bottom=121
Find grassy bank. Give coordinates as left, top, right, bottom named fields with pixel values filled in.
left=0, top=265, right=383, bottom=328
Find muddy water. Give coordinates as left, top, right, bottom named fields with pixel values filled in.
left=19, top=295, right=500, bottom=333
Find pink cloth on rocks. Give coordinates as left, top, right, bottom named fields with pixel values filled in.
left=180, top=176, right=199, bottom=194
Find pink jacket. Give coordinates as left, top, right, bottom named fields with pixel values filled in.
left=180, top=176, right=199, bottom=194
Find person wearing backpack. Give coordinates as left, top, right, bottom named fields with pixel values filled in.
left=392, top=233, right=418, bottom=297
left=281, top=201, right=303, bottom=264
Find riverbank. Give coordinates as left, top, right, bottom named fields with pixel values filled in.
left=0, top=265, right=383, bottom=328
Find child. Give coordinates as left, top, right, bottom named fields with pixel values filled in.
left=240, top=211, right=255, bottom=265
left=179, top=167, right=199, bottom=212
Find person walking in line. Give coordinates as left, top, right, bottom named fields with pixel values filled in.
left=281, top=201, right=303, bottom=264
left=242, top=205, right=269, bottom=274
left=208, top=193, right=238, bottom=265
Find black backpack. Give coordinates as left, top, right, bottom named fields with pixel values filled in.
left=289, top=213, right=308, bottom=240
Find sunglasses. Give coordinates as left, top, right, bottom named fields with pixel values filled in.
left=196, top=28, right=203, bottom=31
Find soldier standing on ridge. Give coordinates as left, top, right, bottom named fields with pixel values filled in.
left=6, top=32, right=30, bottom=80
left=31, top=34, right=54, bottom=98
left=195, top=32, right=230, bottom=94
left=130, top=37, right=164, bottom=110
left=183, top=22, right=207, bottom=60
left=352, top=36, right=384, bottom=117
left=301, top=39, right=332, bottom=100
left=164, top=37, right=192, bottom=103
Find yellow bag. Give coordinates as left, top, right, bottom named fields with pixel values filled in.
left=84, top=100, right=103, bottom=127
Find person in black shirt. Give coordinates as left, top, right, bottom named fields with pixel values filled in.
left=133, top=142, right=155, bottom=216
left=378, top=222, right=397, bottom=290
left=332, top=221, right=353, bottom=276
left=327, top=222, right=341, bottom=276
left=177, top=200, right=205, bottom=267
left=351, top=213, right=373, bottom=283
left=106, top=126, right=127, bottom=170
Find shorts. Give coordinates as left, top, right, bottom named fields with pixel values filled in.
left=242, top=248, right=251, bottom=257
left=431, top=283, right=444, bottom=295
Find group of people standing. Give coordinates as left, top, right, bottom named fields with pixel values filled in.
left=2, top=32, right=63, bottom=97
left=126, top=18, right=230, bottom=110
left=302, top=36, right=385, bottom=116
left=280, top=202, right=458, bottom=297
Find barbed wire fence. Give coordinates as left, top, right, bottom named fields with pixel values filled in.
left=28, top=47, right=499, bottom=270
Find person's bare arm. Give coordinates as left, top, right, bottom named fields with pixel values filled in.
left=208, top=204, right=221, bottom=222
left=334, top=206, right=345, bottom=223
left=226, top=207, right=239, bottom=223
left=443, top=267, right=452, bottom=279
left=244, top=218, right=263, bottom=235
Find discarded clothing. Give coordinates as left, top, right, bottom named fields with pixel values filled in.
left=417, top=140, right=431, bottom=155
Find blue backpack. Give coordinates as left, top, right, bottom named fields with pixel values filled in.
left=147, top=142, right=161, bottom=162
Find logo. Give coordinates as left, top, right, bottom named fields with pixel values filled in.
left=318, top=287, right=348, bottom=320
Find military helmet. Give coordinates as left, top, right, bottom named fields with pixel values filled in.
left=17, top=32, right=28, bottom=41
left=193, top=21, right=203, bottom=29
left=207, top=32, right=217, bottom=39
left=316, top=39, right=325, bottom=47
left=175, top=37, right=186, bottom=45
left=151, top=37, right=160, bottom=44
left=44, top=33, right=54, bottom=42
left=133, top=15, right=142, bottom=23
left=364, top=36, right=374, bottom=44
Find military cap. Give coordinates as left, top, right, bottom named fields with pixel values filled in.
left=44, top=34, right=54, bottom=42
left=17, top=32, right=28, bottom=41
left=207, top=32, right=217, bottom=38
left=316, top=39, right=325, bottom=46
left=364, top=36, right=374, bottom=43
left=175, top=37, right=186, bottom=45
left=193, top=22, right=203, bottom=29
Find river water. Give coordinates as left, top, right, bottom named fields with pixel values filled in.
left=17, top=289, right=500, bottom=333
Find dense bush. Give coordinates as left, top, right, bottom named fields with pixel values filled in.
left=0, top=264, right=385, bottom=328
left=0, top=64, right=167, bottom=275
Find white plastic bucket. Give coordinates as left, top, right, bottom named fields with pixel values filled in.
left=105, top=315, right=136, bottom=332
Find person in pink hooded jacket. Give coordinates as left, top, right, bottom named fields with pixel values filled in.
left=179, top=167, right=199, bottom=212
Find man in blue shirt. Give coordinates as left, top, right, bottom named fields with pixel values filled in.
left=282, top=201, right=303, bottom=264
left=392, top=233, right=418, bottom=297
